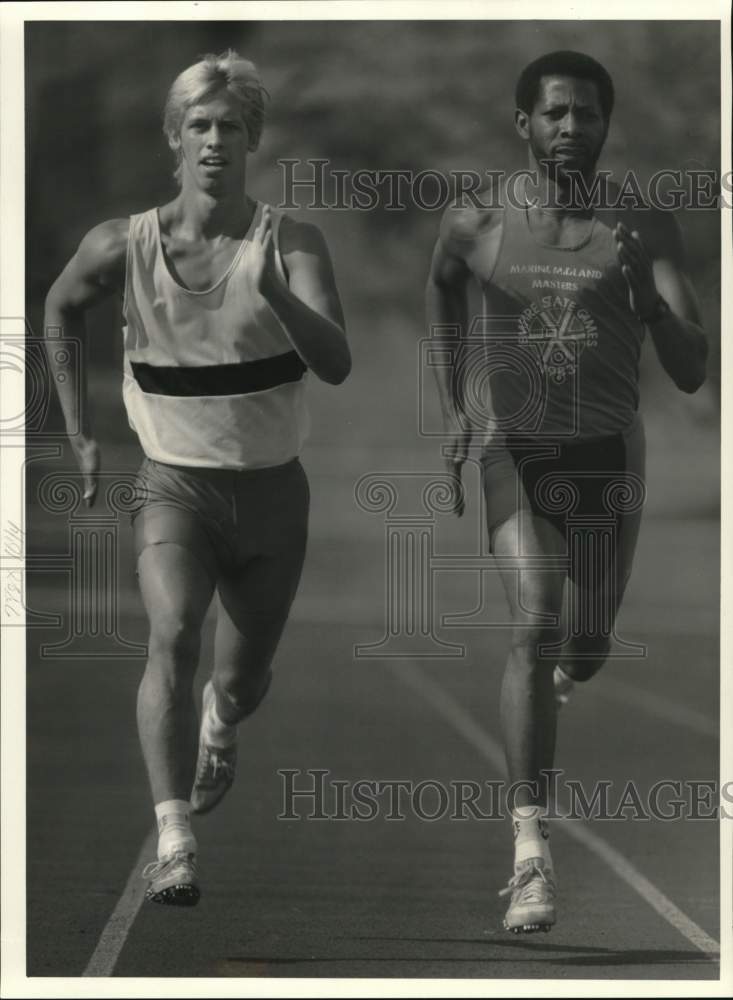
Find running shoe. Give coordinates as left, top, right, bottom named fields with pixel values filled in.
left=143, top=851, right=200, bottom=906
left=499, top=857, right=556, bottom=933
left=191, top=681, right=237, bottom=815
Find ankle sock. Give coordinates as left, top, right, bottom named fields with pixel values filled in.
left=511, top=804, right=552, bottom=868
left=155, top=799, right=197, bottom=860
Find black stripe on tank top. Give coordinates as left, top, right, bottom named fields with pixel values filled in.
left=131, top=351, right=307, bottom=396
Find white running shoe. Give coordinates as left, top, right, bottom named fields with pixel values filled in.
left=191, top=681, right=237, bottom=815
left=499, top=857, right=557, bottom=933
left=143, top=851, right=200, bottom=906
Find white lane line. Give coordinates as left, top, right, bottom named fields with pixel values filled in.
left=559, top=819, right=720, bottom=956
left=83, top=664, right=719, bottom=976
left=600, top=675, right=718, bottom=741
left=82, top=826, right=157, bottom=977
left=391, top=661, right=720, bottom=959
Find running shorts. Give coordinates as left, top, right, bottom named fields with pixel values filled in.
left=131, top=457, right=310, bottom=585
left=481, top=414, right=646, bottom=584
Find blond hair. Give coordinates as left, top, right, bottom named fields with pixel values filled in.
left=163, top=50, right=267, bottom=181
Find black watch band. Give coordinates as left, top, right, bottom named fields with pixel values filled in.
left=639, top=295, right=671, bottom=326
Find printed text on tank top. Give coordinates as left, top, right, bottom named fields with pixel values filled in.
left=476, top=180, right=644, bottom=440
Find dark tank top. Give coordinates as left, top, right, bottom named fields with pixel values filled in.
left=478, top=180, right=645, bottom=442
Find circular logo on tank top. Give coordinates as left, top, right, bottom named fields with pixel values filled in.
left=518, top=295, right=598, bottom=384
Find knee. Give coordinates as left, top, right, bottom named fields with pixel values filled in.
left=509, top=621, right=561, bottom=672
left=147, top=614, right=201, bottom=669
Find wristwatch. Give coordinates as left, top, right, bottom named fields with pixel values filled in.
left=639, top=294, right=671, bottom=327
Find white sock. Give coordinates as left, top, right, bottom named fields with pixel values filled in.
left=155, top=799, right=197, bottom=860
left=201, top=687, right=238, bottom=748
left=512, top=804, right=552, bottom=868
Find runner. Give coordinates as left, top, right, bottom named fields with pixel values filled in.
left=426, top=50, right=707, bottom=933
left=44, top=50, right=350, bottom=905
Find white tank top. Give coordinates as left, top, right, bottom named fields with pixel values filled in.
left=121, top=202, right=309, bottom=469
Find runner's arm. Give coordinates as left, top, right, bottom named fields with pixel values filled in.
left=426, top=232, right=472, bottom=432
left=425, top=215, right=476, bottom=516
left=43, top=219, right=127, bottom=502
left=260, top=212, right=350, bottom=386
left=617, top=213, right=707, bottom=393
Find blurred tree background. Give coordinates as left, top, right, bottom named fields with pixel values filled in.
left=25, top=19, right=720, bottom=510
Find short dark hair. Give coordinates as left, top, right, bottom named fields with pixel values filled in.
left=515, top=50, right=615, bottom=120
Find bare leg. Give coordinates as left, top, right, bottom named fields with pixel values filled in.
left=492, top=512, right=566, bottom=810
left=491, top=512, right=566, bottom=932
left=212, top=535, right=307, bottom=723
left=552, top=419, right=646, bottom=684
left=136, top=543, right=215, bottom=804
left=556, top=492, right=644, bottom=682
left=190, top=519, right=307, bottom=815
left=211, top=459, right=308, bottom=724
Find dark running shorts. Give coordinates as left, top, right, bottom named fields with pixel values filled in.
left=131, top=457, right=310, bottom=585
left=481, top=416, right=646, bottom=582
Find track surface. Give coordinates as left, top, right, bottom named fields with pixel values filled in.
left=25, top=433, right=720, bottom=982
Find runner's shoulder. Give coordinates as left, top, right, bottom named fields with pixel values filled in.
left=76, top=218, right=129, bottom=276
left=438, top=192, right=501, bottom=258
left=276, top=212, right=326, bottom=256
